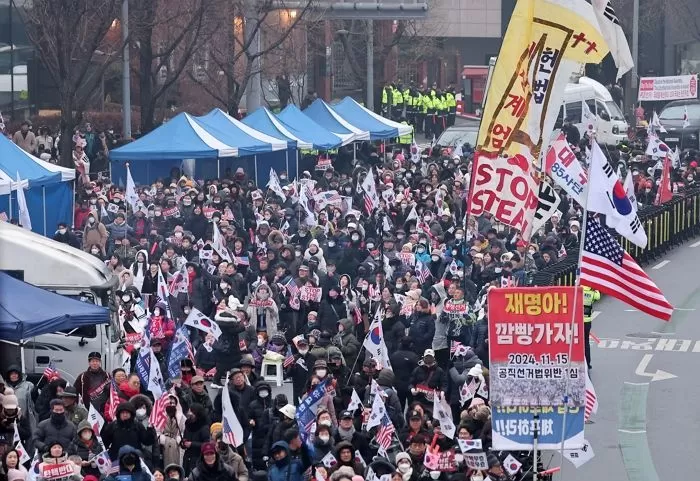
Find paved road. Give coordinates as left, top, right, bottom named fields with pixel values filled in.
left=550, top=238, right=700, bottom=480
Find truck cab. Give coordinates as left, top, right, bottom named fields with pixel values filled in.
left=0, top=221, right=120, bottom=383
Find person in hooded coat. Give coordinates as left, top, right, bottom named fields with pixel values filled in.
left=317, top=286, right=347, bottom=334
left=447, top=347, right=482, bottom=419
left=182, top=403, right=211, bottom=474
left=332, top=318, right=360, bottom=368
left=101, top=401, right=156, bottom=461
left=187, top=442, right=238, bottom=481
left=130, top=394, right=161, bottom=470
left=73, top=420, right=102, bottom=477
left=157, top=394, right=186, bottom=469
left=34, top=399, right=77, bottom=455
left=247, top=382, right=274, bottom=470
left=267, top=441, right=311, bottom=481
left=375, top=369, right=405, bottom=430
left=4, top=365, right=35, bottom=429
left=34, top=378, right=67, bottom=422
left=104, top=446, right=150, bottom=481
left=38, top=441, right=82, bottom=481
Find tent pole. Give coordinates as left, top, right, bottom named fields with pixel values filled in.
left=254, top=155, right=258, bottom=186
left=71, top=180, right=76, bottom=229
left=353, top=143, right=357, bottom=161
left=43, top=186, right=47, bottom=236
left=217, top=158, right=221, bottom=179
left=296, top=150, right=299, bottom=181
left=286, top=150, right=289, bottom=175
left=9, top=190, right=13, bottom=220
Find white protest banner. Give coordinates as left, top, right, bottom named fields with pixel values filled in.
left=638, top=74, right=698, bottom=101
left=87, top=404, right=105, bottom=434
left=544, top=133, right=587, bottom=205
left=469, top=154, right=540, bottom=241
left=564, top=439, right=595, bottom=468
left=432, top=393, right=456, bottom=439
left=300, top=286, right=322, bottom=303
left=463, top=451, right=489, bottom=470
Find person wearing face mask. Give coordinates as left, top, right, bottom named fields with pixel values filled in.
left=33, top=399, right=77, bottom=455
left=180, top=403, right=211, bottom=474
left=82, top=212, right=108, bottom=255
left=52, top=222, right=80, bottom=248
left=395, top=452, right=418, bottom=481
left=74, top=420, right=102, bottom=477
left=311, top=424, right=335, bottom=464
left=104, top=446, right=150, bottom=481
left=286, top=336, right=317, bottom=403
left=157, top=395, right=186, bottom=468
left=247, top=382, right=274, bottom=469
left=101, top=401, right=156, bottom=461
left=0, top=394, right=31, bottom=448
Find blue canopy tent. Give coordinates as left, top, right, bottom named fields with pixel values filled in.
left=303, top=99, right=370, bottom=143
left=277, top=105, right=347, bottom=149
left=110, top=112, right=238, bottom=185
left=195, top=109, right=289, bottom=185
left=332, top=97, right=413, bottom=140
left=241, top=107, right=313, bottom=181
left=0, top=272, right=110, bottom=341
left=0, top=135, right=75, bottom=236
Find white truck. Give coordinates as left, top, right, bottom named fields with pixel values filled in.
left=0, top=221, right=120, bottom=383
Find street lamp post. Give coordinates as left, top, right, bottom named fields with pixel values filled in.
left=122, top=0, right=131, bottom=139
left=9, top=0, right=14, bottom=117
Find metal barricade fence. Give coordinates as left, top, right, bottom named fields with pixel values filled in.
left=533, top=189, right=700, bottom=287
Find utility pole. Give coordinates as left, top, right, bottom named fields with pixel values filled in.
left=122, top=0, right=132, bottom=139
left=9, top=0, right=14, bottom=117
left=366, top=19, right=374, bottom=111
left=630, top=0, right=639, bottom=117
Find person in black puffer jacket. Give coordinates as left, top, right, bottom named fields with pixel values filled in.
left=73, top=420, right=102, bottom=477
left=248, top=382, right=274, bottom=470
left=408, top=300, right=435, bottom=356
left=188, top=442, right=238, bottom=481
left=101, top=401, right=156, bottom=461
left=34, top=378, right=68, bottom=422
left=446, top=347, right=482, bottom=420
left=409, top=350, right=447, bottom=413
left=182, top=403, right=211, bottom=474
left=389, top=337, right=419, bottom=411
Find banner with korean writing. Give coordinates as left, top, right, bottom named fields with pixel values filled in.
left=492, top=405, right=585, bottom=450
left=638, top=74, right=697, bottom=101
left=487, top=287, right=585, bottom=407
left=469, top=0, right=608, bottom=240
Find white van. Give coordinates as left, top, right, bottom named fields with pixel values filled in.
left=555, top=77, right=628, bottom=145
left=0, top=222, right=120, bottom=383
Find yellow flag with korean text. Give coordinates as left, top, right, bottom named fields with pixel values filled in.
left=469, top=0, right=610, bottom=240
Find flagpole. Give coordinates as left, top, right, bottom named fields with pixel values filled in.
left=556, top=136, right=593, bottom=473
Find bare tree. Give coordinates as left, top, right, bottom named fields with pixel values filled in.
left=188, top=0, right=318, bottom=115
left=19, top=0, right=123, bottom=167
left=130, top=0, right=212, bottom=133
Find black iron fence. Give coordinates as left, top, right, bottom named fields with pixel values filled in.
left=531, top=188, right=700, bottom=287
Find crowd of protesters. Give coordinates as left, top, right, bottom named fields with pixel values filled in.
left=1, top=111, right=699, bottom=481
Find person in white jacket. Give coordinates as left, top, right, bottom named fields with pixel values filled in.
left=129, top=249, right=149, bottom=292
left=304, top=239, right=327, bottom=275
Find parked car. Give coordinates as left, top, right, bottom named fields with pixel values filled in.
left=658, top=99, right=700, bottom=150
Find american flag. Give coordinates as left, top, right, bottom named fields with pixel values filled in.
left=149, top=392, right=171, bottom=431
left=415, top=260, right=431, bottom=283
left=580, top=218, right=673, bottom=321
left=584, top=370, right=598, bottom=421
left=168, top=264, right=189, bottom=295
left=285, top=278, right=300, bottom=310
left=283, top=348, right=296, bottom=368
left=314, top=191, right=342, bottom=210
left=43, top=360, right=59, bottom=380
left=375, top=413, right=395, bottom=451
left=234, top=256, right=250, bottom=266
left=107, top=379, right=120, bottom=421
left=222, top=417, right=238, bottom=446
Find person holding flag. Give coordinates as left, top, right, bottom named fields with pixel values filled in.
left=74, top=420, right=103, bottom=477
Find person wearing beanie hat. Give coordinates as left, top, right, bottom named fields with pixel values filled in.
left=205, top=423, right=250, bottom=481
left=395, top=452, right=414, bottom=481
left=39, top=440, right=83, bottom=481
left=74, top=351, right=110, bottom=416
left=74, top=420, right=102, bottom=477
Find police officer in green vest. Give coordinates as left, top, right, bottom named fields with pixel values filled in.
left=424, top=89, right=435, bottom=139
left=403, top=83, right=414, bottom=128
left=397, top=118, right=413, bottom=146
left=381, top=82, right=392, bottom=117
left=417, top=87, right=427, bottom=135
left=583, top=284, right=600, bottom=369
left=445, top=84, right=456, bottom=127
left=392, top=81, right=404, bottom=121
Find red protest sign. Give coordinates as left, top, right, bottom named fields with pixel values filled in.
left=162, top=206, right=180, bottom=218
left=41, top=463, right=74, bottom=481
left=487, top=287, right=585, bottom=407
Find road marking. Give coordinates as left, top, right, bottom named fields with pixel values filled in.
left=634, top=354, right=677, bottom=382
left=596, top=337, right=700, bottom=352
left=652, top=260, right=670, bottom=269
left=624, top=381, right=649, bottom=386
left=618, top=382, right=660, bottom=481
left=650, top=331, right=676, bottom=335
left=691, top=239, right=700, bottom=247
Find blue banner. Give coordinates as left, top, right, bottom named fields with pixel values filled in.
left=135, top=347, right=151, bottom=388
left=491, top=405, right=585, bottom=450
left=168, top=327, right=191, bottom=379
left=295, top=379, right=330, bottom=447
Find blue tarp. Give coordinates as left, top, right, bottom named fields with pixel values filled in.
left=332, top=97, right=413, bottom=140
left=0, top=135, right=75, bottom=236
left=277, top=105, right=346, bottom=150
left=303, top=99, right=370, bottom=142
left=110, top=112, right=238, bottom=161
left=0, top=272, right=110, bottom=341
left=241, top=107, right=313, bottom=150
